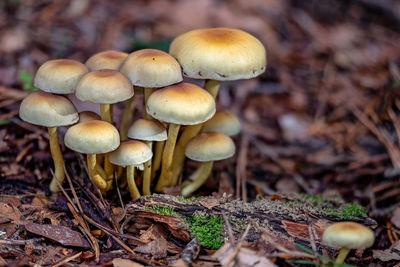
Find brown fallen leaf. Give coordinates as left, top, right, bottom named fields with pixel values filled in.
left=390, top=206, right=400, bottom=228
left=112, top=258, right=144, bottom=267
left=198, top=198, right=220, bottom=209
left=25, top=223, right=90, bottom=248
left=373, top=241, right=400, bottom=261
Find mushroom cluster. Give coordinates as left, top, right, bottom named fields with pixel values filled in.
left=19, top=27, right=266, bottom=198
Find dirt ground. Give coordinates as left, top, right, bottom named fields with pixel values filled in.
left=1, top=0, right=400, bottom=266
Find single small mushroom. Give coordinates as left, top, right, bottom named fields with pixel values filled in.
left=169, top=27, right=266, bottom=186
left=322, top=221, right=375, bottom=264
left=109, top=140, right=153, bottom=200
left=64, top=120, right=120, bottom=191
left=78, top=111, right=101, bottom=123
left=85, top=50, right=128, bottom=71
left=182, top=132, right=235, bottom=196
left=34, top=59, right=88, bottom=94
left=19, top=91, right=79, bottom=192
left=171, top=110, right=241, bottom=185
left=127, top=119, right=167, bottom=195
left=119, top=49, right=182, bottom=138
left=146, top=82, right=216, bottom=191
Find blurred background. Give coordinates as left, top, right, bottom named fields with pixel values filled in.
left=1, top=0, right=400, bottom=206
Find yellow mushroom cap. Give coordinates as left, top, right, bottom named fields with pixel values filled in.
left=75, top=69, right=134, bottom=104
left=19, top=91, right=78, bottom=127
left=109, top=140, right=153, bottom=167
left=85, top=50, right=128, bottom=71
left=169, top=27, right=266, bottom=81
left=120, top=49, right=183, bottom=88
left=34, top=59, right=88, bottom=94
left=202, top=110, right=241, bottom=136
left=64, top=120, right=120, bottom=154
left=146, top=82, right=215, bottom=125
left=127, top=119, right=167, bottom=142
left=185, top=132, right=235, bottom=162
left=323, top=222, right=375, bottom=249
left=78, top=111, right=101, bottom=123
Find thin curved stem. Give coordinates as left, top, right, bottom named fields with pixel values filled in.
left=100, top=103, right=112, bottom=124
left=142, top=141, right=153, bottom=195
left=181, top=161, right=213, bottom=196
left=155, top=123, right=180, bottom=191
left=127, top=165, right=141, bottom=200
left=48, top=127, right=65, bottom=192
left=151, top=140, right=165, bottom=181
left=120, top=96, right=135, bottom=140
left=144, top=87, right=155, bottom=119
left=87, top=154, right=107, bottom=190
left=335, top=248, right=351, bottom=265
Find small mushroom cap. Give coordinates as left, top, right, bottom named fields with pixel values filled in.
left=127, top=119, right=167, bottom=141
left=120, top=49, right=183, bottom=88
left=322, top=222, right=375, bottom=249
left=146, top=82, right=215, bottom=125
left=64, top=120, right=120, bottom=154
left=185, top=132, right=235, bottom=162
left=75, top=69, right=134, bottom=104
left=109, top=140, right=153, bottom=167
left=170, top=27, right=266, bottom=81
left=202, top=110, right=241, bottom=136
left=34, top=59, right=88, bottom=94
left=19, top=91, right=78, bottom=127
left=85, top=50, right=128, bottom=71
left=79, top=111, right=101, bottom=123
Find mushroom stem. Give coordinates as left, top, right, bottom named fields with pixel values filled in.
left=144, top=87, right=155, bottom=119
left=204, top=79, right=220, bottom=99
left=155, top=123, right=180, bottom=191
left=100, top=104, right=113, bottom=124
left=48, top=127, right=65, bottom=192
left=181, top=161, right=213, bottom=196
left=127, top=165, right=141, bottom=200
left=87, top=154, right=107, bottom=190
left=170, top=124, right=203, bottom=186
left=335, top=248, right=351, bottom=265
left=151, top=140, right=165, bottom=181
left=142, top=141, right=153, bottom=195
left=104, top=153, right=113, bottom=179
left=120, top=96, right=135, bottom=140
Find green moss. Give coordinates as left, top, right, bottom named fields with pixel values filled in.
left=176, top=196, right=207, bottom=203
left=326, top=203, right=367, bottom=220
left=187, top=213, right=225, bottom=249
left=145, top=205, right=176, bottom=216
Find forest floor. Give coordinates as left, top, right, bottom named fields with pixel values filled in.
left=1, top=0, right=400, bottom=266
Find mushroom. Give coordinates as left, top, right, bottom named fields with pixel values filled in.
left=34, top=59, right=88, bottom=94
left=64, top=120, right=120, bottom=191
left=85, top=50, right=128, bottom=71
left=169, top=27, right=266, bottom=187
left=119, top=49, right=182, bottom=138
left=19, top=91, right=79, bottom=192
left=323, top=221, right=375, bottom=264
left=146, top=82, right=215, bottom=191
left=78, top=111, right=101, bottom=123
left=109, top=140, right=153, bottom=200
left=127, top=119, right=167, bottom=195
left=182, top=132, right=235, bottom=196
left=171, top=110, right=241, bottom=184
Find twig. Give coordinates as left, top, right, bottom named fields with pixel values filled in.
left=222, top=211, right=236, bottom=246
left=224, top=222, right=252, bottom=266
left=51, top=252, right=82, bottom=267
left=236, top=134, right=249, bottom=201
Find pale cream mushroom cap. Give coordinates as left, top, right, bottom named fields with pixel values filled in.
left=323, top=222, right=375, bottom=249
left=79, top=111, right=101, bottom=123
left=85, top=50, right=128, bottom=71
left=202, top=110, right=241, bottom=136
left=19, top=91, right=78, bottom=127
left=127, top=119, right=167, bottom=142
left=109, top=140, right=153, bottom=167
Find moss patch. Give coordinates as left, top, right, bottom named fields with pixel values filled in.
left=145, top=205, right=176, bottom=216
left=175, top=196, right=207, bottom=204
left=187, top=213, right=225, bottom=249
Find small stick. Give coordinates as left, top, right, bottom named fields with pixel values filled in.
left=51, top=252, right=82, bottom=267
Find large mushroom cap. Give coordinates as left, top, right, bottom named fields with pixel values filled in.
left=146, top=82, right=215, bottom=125
left=19, top=91, right=78, bottom=127
left=109, top=140, right=153, bottom=167
left=185, top=132, right=235, bottom=162
left=85, top=50, right=128, bottom=71
left=127, top=119, right=167, bottom=142
left=202, top=110, right=241, bottom=136
left=120, top=49, right=183, bottom=88
left=170, top=27, right=266, bottom=81
left=323, top=222, right=375, bottom=249
left=34, top=59, right=88, bottom=94
left=75, top=69, right=134, bottom=104
left=64, top=120, right=120, bottom=154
